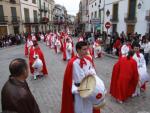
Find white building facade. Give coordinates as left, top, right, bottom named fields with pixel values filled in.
left=53, top=4, right=67, bottom=32
left=38, top=0, right=54, bottom=32
left=20, top=0, right=39, bottom=33
left=104, top=0, right=150, bottom=36
left=88, top=0, right=104, bottom=33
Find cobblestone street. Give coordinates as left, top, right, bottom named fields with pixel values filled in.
left=0, top=41, right=150, bottom=113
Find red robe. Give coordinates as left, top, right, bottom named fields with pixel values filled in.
left=60, top=56, right=100, bottom=113
left=29, top=46, right=48, bottom=75
left=110, top=57, right=139, bottom=101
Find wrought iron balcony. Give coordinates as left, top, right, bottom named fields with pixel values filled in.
left=9, top=0, right=16, bottom=4
left=11, top=16, right=20, bottom=23
left=145, top=10, right=150, bottom=21
left=124, top=13, right=137, bottom=23
left=39, top=5, right=48, bottom=12
left=23, top=18, right=39, bottom=24
left=0, top=16, right=8, bottom=24
left=110, top=16, right=119, bottom=23
left=40, top=17, right=49, bottom=24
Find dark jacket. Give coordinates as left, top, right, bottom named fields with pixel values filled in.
left=1, top=76, right=41, bottom=113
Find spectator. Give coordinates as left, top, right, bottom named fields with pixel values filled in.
left=1, top=58, right=41, bottom=113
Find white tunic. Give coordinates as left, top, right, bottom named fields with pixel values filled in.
left=133, top=53, right=150, bottom=85
left=66, top=42, right=73, bottom=60
left=72, top=58, right=97, bottom=113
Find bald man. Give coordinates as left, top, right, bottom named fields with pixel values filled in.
left=1, top=58, right=41, bottom=113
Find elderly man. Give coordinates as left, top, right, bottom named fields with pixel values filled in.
left=1, top=58, right=41, bottom=113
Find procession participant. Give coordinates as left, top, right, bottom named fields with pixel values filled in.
left=24, top=38, right=28, bottom=56
left=78, top=35, right=84, bottom=42
left=113, top=37, right=122, bottom=56
left=120, top=39, right=132, bottom=57
left=132, top=42, right=150, bottom=94
left=110, top=51, right=139, bottom=103
left=63, top=38, right=74, bottom=61
left=24, top=34, right=33, bottom=56
left=29, top=40, right=48, bottom=80
left=93, top=38, right=102, bottom=58
left=1, top=58, right=41, bottom=113
left=54, top=36, right=63, bottom=54
left=49, top=33, right=56, bottom=49
left=60, top=41, right=102, bottom=113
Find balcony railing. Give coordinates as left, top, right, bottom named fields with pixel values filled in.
left=0, top=16, right=8, bottom=24
left=23, top=18, right=39, bottom=24
left=9, top=0, right=16, bottom=4
left=110, top=16, right=119, bottom=23
left=145, top=10, right=150, bottom=21
left=124, top=13, right=137, bottom=23
left=11, top=16, right=20, bottom=23
left=39, top=5, right=48, bottom=12
left=40, top=17, right=49, bottom=24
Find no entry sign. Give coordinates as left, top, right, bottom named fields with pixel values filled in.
left=105, top=22, right=111, bottom=29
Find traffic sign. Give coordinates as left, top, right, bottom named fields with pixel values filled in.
left=105, top=22, right=111, bottom=29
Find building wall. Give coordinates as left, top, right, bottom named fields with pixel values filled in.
left=20, top=0, right=39, bottom=33
left=88, top=0, right=104, bottom=32
left=104, top=0, right=150, bottom=36
left=0, top=0, right=23, bottom=35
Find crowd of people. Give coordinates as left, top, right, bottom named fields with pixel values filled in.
left=0, top=30, right=150, bottom=113
left=0, top=34, right=24, bottom=48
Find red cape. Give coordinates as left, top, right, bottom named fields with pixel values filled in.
left=60, top=56, right=100, bottom=113
left=29, top=46, right=48, bottom=75
left=110, top=57, right=139, bottom=101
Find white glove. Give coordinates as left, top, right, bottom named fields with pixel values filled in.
left=72, top=83, right=79, bottom=94
left=85, top=68, right=96, bottom=76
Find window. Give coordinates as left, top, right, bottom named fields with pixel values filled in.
left=24, top=8, right=30, bottom=22
left=11, top=7, right=17, bottom=21
left=94, top=11, right=97, bottom=18
left=99, top=9, right=101, bottom=19
left=113, top=3, right=118, bottom=20
left=91, top=12, right=93, bottom=19
left=0, top=5, right=4, bottom=22
left=32, top=0, right=36, bottom=4
left=33, top=10, right=38, bottom=22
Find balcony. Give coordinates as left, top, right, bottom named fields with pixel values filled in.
left=23, top=18, right=39, bottom=24
left=110, top=16, right=119, bottom=23
left=9, top=0, right=16, bottom=4
left=11, top=16, right=20, bottom=24
left=145, top=10, right=150, bottom=21
left=0, top=16, right=8, bottom=24
left=40, top=17, right=49, bottom=24
left=124, top=13, right=137, bottom=24
left=39, top=5, right=48, bottom=12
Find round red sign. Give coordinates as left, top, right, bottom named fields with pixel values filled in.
left=105, top=22, right=111, bottom=29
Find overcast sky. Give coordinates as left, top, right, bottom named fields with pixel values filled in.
left=54, top=0, right=80, bottom=16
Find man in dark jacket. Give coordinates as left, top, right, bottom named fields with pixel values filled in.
left=1, top=58, right=41, bottom=113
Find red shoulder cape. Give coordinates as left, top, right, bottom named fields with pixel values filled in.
left=60, top=56, right=100, bottom=113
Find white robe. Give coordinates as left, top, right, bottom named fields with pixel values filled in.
left=132, top=53, right=150, bottom=95
left=93, top=42, right=102, bottom=58
left=55, top=39, right=61, bottom=53
left=72, top=58, right=98, bottom=113
left=66, top=42, right=73, bottom=60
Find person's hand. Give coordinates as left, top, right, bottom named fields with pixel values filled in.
left=85, top=68, right=96, bottom=76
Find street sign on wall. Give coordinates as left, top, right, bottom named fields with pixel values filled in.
left=105, top=22, right=111, bottom=29
left=91, top=19, right=101, bottom=24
